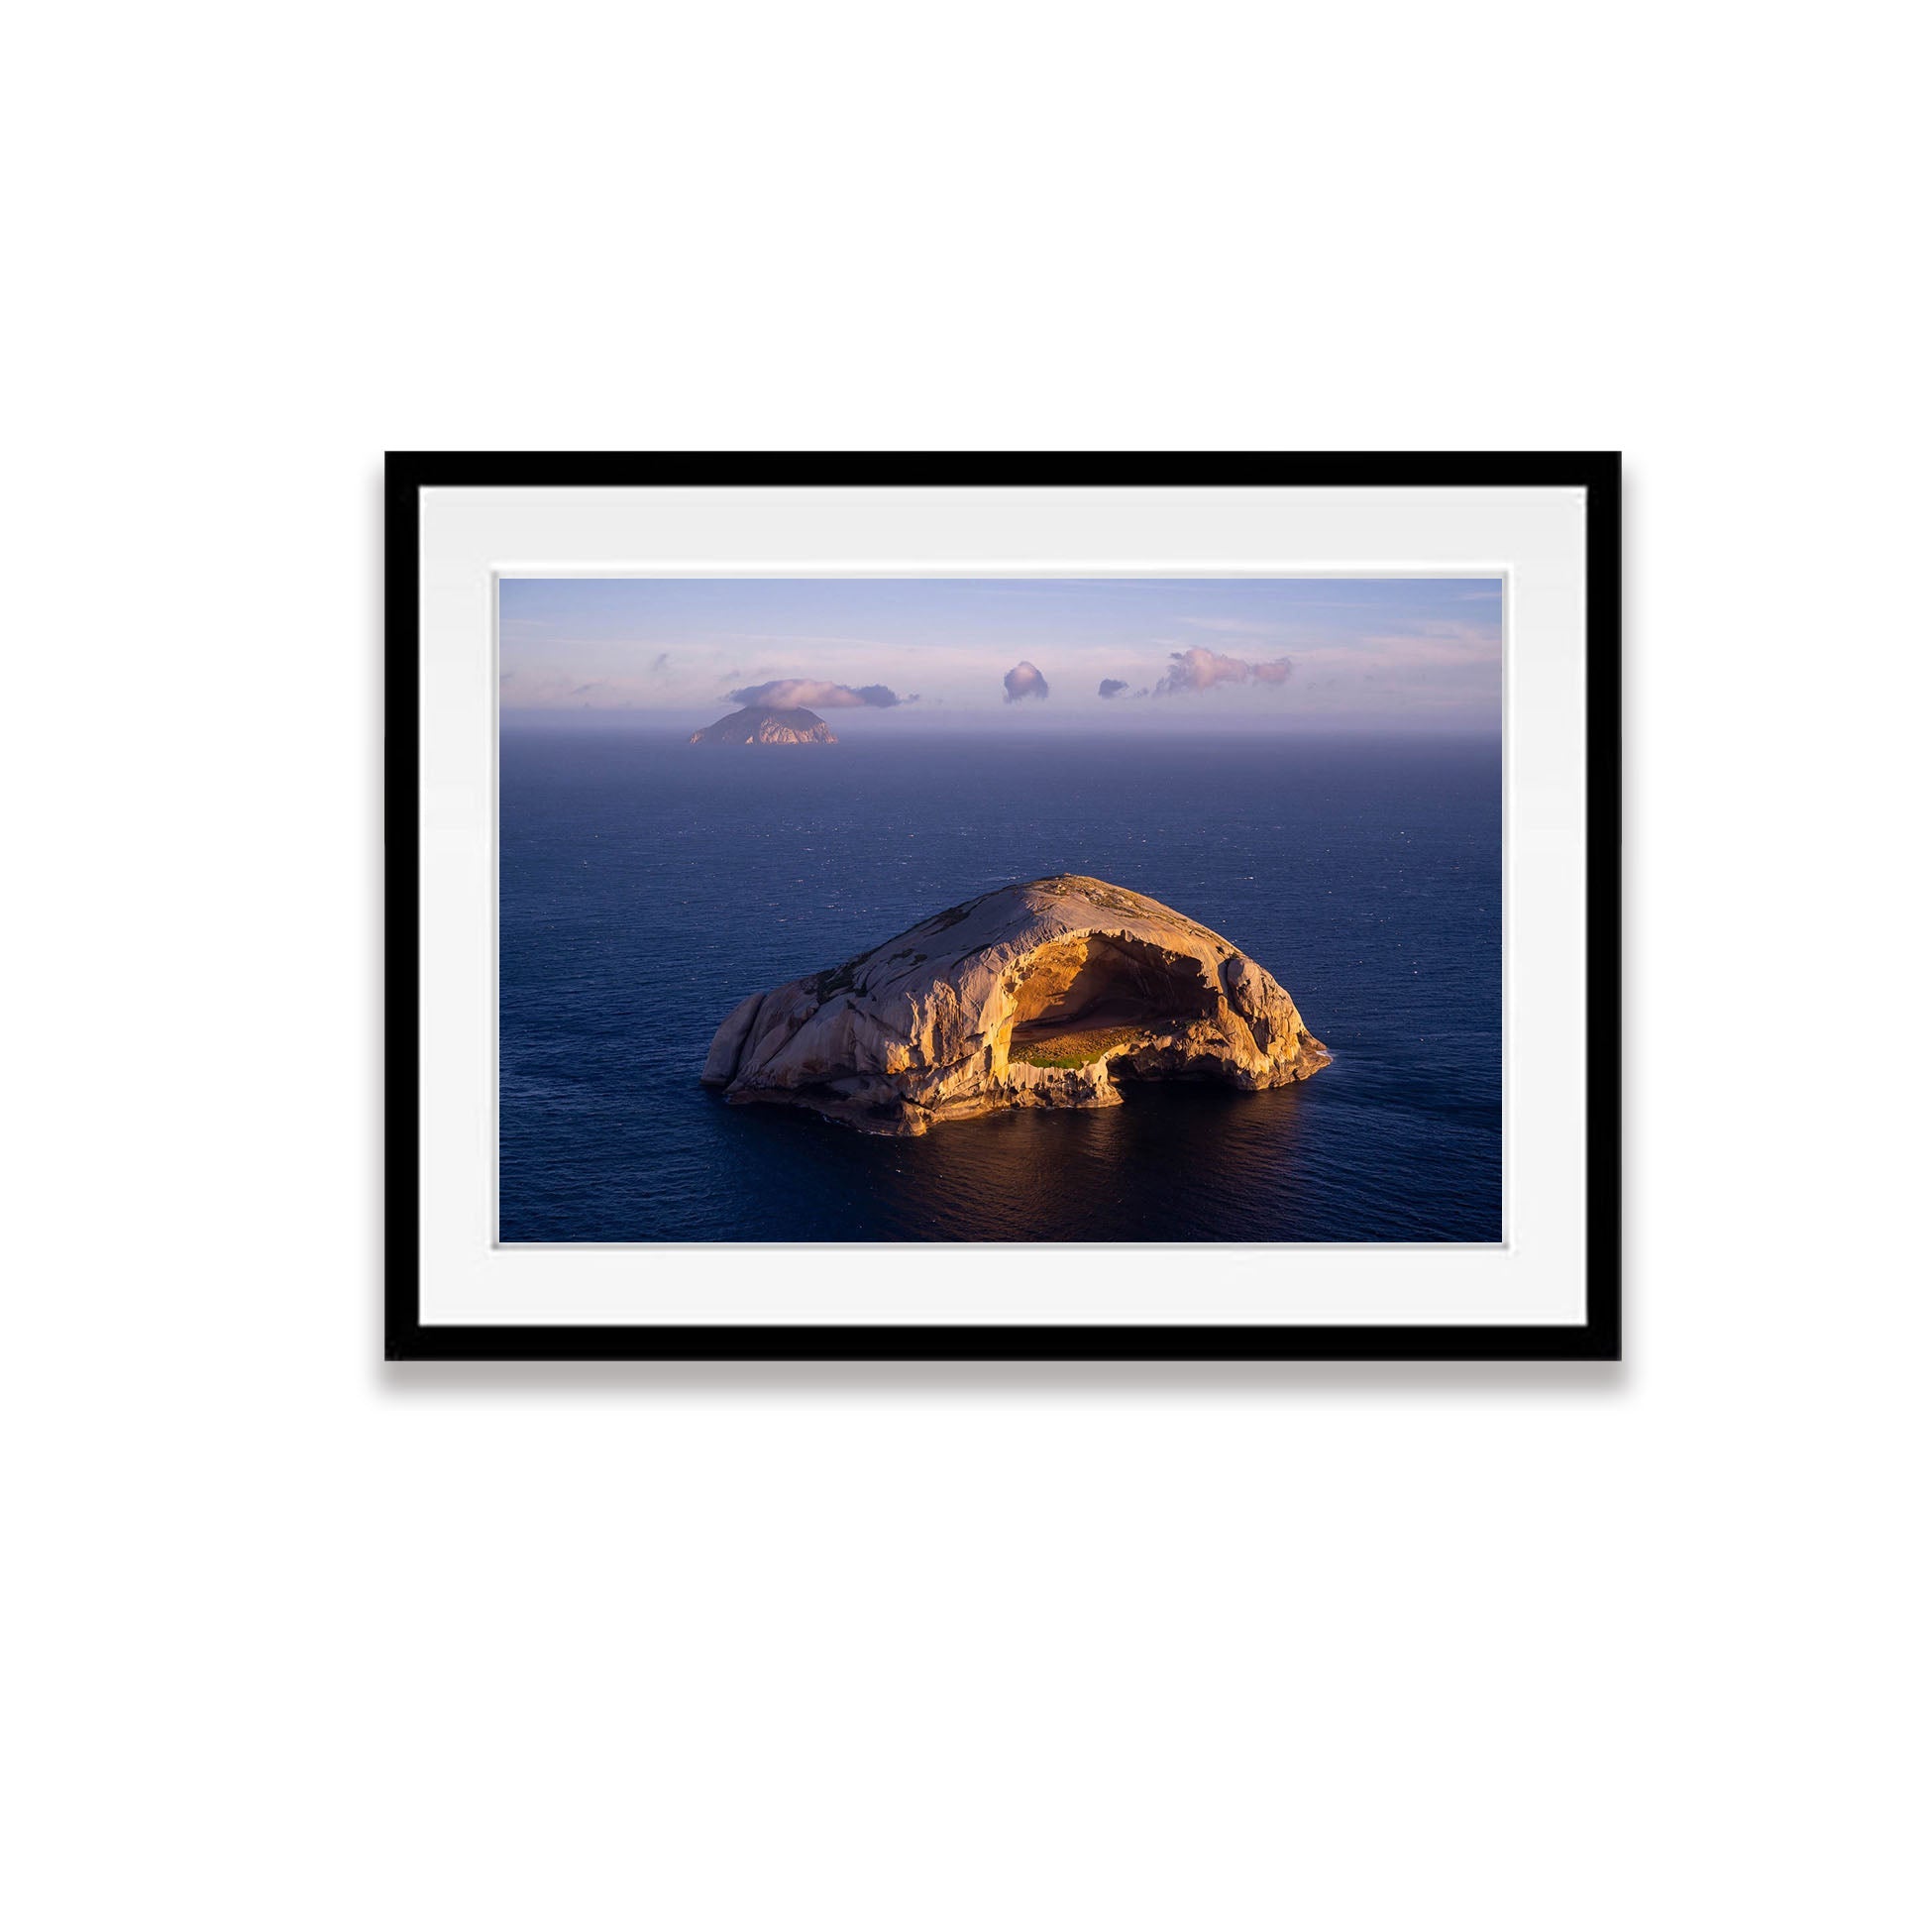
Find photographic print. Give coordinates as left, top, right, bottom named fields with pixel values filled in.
left=498, top=574, right=1503, bottom=1244
left=390, top=453, right=1617, bottom=1358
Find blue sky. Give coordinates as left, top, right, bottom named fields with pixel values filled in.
left=499, top=577, right=1503, bottom=728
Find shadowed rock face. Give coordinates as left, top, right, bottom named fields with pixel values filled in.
left=701, top=874, right=1331, bottom=1135
left=689, top=706, right=836, bottom=745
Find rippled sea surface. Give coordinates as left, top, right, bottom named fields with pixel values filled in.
left=499, top=726, right=1501, bottom=1242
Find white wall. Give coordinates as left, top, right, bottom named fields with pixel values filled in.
left=7, top=4, right=1924, bottom=1927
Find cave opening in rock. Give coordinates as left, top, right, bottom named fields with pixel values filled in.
left=1006, top=935, right=1215, bottom=1067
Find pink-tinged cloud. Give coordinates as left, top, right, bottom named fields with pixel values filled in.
left=727, top=678, right=912, bottom=709
left=1152, top=646, right=1293, bottom=696
left=1003, top=661, right=1049, bottom=702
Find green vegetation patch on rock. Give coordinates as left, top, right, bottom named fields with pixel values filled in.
left=1009, top=1024, right=1153, bottom=1069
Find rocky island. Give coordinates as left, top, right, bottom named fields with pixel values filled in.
left=702, top=874, right=1330, bottom=1135
left=689, top=705, right=836, bottom=745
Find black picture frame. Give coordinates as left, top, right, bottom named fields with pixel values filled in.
left=385, top=452, right=1620, bottom=1361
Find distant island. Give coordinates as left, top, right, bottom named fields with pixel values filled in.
left=702, top=874, right=1330, bottom=1135
left=689, top=705, right=836, bottom=745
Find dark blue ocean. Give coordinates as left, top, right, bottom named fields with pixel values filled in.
left=499, top=727, right=1501, bottom=1242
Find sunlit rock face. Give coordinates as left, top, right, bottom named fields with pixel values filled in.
left=689, top=706, right=836, bottom=745
left=701, top=874, right=1330, bottom=1136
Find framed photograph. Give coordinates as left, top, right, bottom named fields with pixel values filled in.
left=387, top=453, right=1619, bottom=1360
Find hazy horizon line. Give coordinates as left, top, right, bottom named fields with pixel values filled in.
left=500, top=707, right=1502, bottom=737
